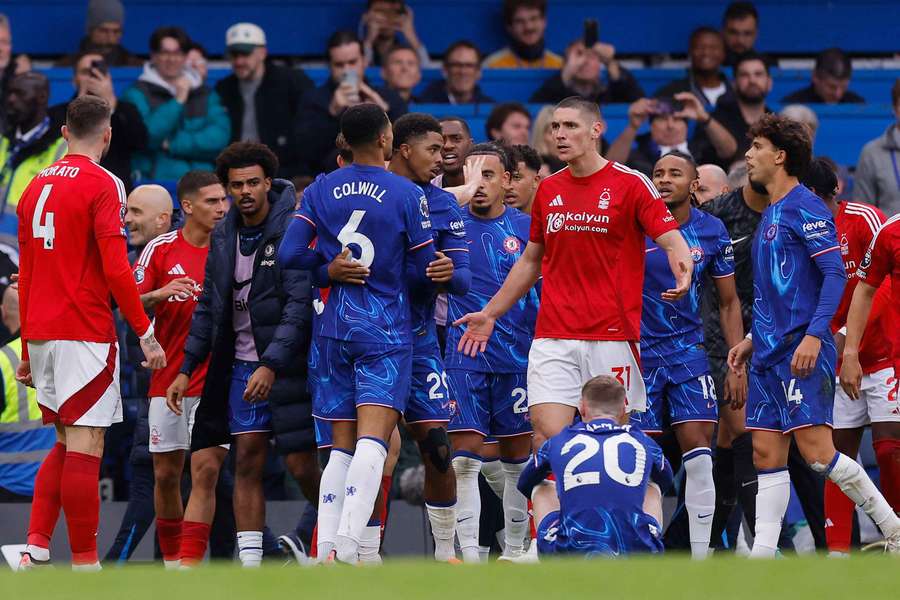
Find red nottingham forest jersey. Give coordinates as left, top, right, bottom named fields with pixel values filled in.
left=856, top=214, right=900, bottom=372
left=529, top=162, right=678, bottom=341
left=17, top=154, right=128, bottom=342
left=134, top=230, right=210, bottom=397
left=831, top=202, right=892, bottom=374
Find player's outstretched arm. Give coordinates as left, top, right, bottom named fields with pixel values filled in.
left=516, top=443, right=552, bottom=499
left=454, top=240, right=543, bottom=357
left=442, top=155, right=486, bottom=207
left=714, top=275, right=747, bottom=409
left=654, top=229, right=693, bottom=301
left=278, top=214, right=325, bottom=271
left=839, top=280, right=876, bottom=400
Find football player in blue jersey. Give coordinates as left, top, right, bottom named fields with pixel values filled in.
left=728, top=114, right=900, bottom=556
left=279, top=104, right=437, bottom=563
left=631, top=150, right=746, bottom=559
left=444, top=143, right=540, bottom=562
left=387, top=113, right=472, bottom=562
left=519, top=375, right=674, bottom=558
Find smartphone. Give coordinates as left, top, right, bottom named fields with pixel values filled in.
left=90, top=58, right=108, bottom=77
left=583, top=19, right=599, bottom=48
left=653, top=98, right=685, bottom=116
left=341, top=69, right=360, bottom=103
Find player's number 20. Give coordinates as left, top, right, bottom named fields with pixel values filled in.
left=561, top=433, right=646, bottom=491
left=33, top=184, right=56, bottom=249
left=337, top=209, right=375, bottom=268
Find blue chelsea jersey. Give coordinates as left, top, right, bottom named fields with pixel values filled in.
left=297, top=164, right=434, bottom=344
left=751, top=185, right=845, bottom=367
left=445, top=207, right=538, bottom=373
left=641, top=207, right=734, bottom=368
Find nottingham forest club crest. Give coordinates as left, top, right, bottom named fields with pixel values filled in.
left=503, top=236, right=521, bottom=254
left=598, top=188, right=611, bottom=209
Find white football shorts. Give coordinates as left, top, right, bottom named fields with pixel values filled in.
left=527, top=338, right=647, bottom=412
left=149, top=396, right=201, bottom=453
left=833, top=368, right=900, bottom=429
left=28, top=340, right=122, bottom=427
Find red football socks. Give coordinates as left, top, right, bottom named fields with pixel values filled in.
left=180, top=521, right=211, bottom=566
left=60, top=451, right=101, bottom=565
left=26, top=442, right=66, bottom=550
left=379, top=475, right=393, bottom=538
left=824, top=479, right=854, bottom=553
left=156, top=517, right=183, bottom=562
left=873, top=438, right=900, bottom=509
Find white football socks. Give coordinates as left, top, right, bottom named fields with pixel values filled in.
left=317, top=448, right=353, bottom=560
left=236, top=530, right=263, bottom=568
left=481, top=458, right=505, bottom=499
left=336, top=437, right=387, bottom=564
left=750, top=468, right=790, bottom=558
left=683, top=448, right=715, bottom=560
left=452, top=453, right=483, bottom=563
left=501, top=458, right=529, bottom=556
left=427, top=502, right=457, bottom=562
left=358, top=523, right=382, bottom=565
left=822, top=452, right=900, bottom=540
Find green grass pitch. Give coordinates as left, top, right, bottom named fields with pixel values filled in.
left=2, top=556, right=898, bottom=600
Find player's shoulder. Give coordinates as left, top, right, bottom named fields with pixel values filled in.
left=874, top=214, right=900, bottom=243
left=691, top=207, right=728, bottom=236
left=423, top=182, right=455, bottom=213
left=790, top=185, right=830, bottom=214
left=534, top=165, right=571, bottom=197
left=135, top=230, right=179, bottom=267
left=609, top=161, right=660, bottom=199
left=505, top=206, right=532, bottom=228
left=841, top=201, right=887, bottom=235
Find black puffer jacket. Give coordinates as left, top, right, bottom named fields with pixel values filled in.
left=182, top=179, right=313, bottom=453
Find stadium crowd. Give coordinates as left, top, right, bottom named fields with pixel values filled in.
left=0, top=0, right=899, bottom=568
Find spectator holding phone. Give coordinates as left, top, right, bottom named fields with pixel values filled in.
left=529, top=28, right=643, bottom=105
left=48, top=52, right=148, bottom=190
left=360, top=0, right=432, bottom=67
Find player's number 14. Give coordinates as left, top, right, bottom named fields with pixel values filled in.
left=33, top=184, right=56, bottom=249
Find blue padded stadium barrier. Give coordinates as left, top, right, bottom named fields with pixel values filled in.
left=7, top=1, right=900, bottom=57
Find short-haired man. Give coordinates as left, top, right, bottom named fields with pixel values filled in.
left=695, top=164, right=729, bottom=205
left=124, top=185, right=174, bottom=248
left=49, top=51, right=148, bottom=190
left=783, top=48, right=864, bottom=105
left=296, top=30, right=406, bottom=175
left=484, top=0, right=563, bottom=69
left=446, top=143, right=538, bottom=562
left=16, top=95, right=166, bottom=570
left=216, top=23, right=313, bottom=179
left=456, top=97, right=693, bottom=456
left=134, top=170, right=228, bottom=568
left=807, top=157, right=899, bottom=555
left=485, top=102, right=531, bottom=146
left=518, top=376, right=674, bottom=557
left=504, top=144, right=541, bottom=213
left=530, top=38, right=644, bottom=105
left=418, top=41, right=495, bottom=105
left=721, top=1, right=759, bottom=66
left=381, top=45, right=422, bottom=103
left=728, top=114, right=900, bottom=556
left=169, top=142, right=319, bottom=567
left=435, top=117, right=474, bottom=188
left=691, top=52, right=773, bottom=169
left=655, top=27, right=732, bottom=109
left=854, top=79, right=900, bottom=217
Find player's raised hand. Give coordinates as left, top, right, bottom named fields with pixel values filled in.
left=724, top=366, right=747, bottom=409
left=839, top=351, right=863, bottom=401
left=140, top=332, right=167, bottom=370
left=244, top=366, right=275, bottom=403
left=790, top=334, right=821, bottom=378
left=453, top=311, right=496, bottom=357
left=457, top=154, right=487, bottom=204
left=426, top=251, right=454, bottom=283
left=166, top=373, right=189, bottom=416
left=328, top=248, right=370, bottom=285
left=14, top=360, right=32, bottom=387
left=662, top=260, right=690, bottom=301
left=727, top=337, right=753, bottom=374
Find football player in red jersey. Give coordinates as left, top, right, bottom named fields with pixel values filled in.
left=455, top=96, right=693, bottom=451
left=14, top=95, right=166, bottom=570
left=134, top=170, right=228, bottom=568
left=804, top=158, right=899, bottom=555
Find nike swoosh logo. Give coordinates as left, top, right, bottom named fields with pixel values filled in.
left=731, top=235, right=751, bottom=245
left=741, top=480, right=757, bottom=487
left=511, top=518, right=528, bottom=523
left=457, top=516, right=472, bottom=523
left=698, top=513, right=713, bottom=519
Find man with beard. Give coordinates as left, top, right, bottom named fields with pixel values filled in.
left=484, top=0, right=563, bottom=69
left=692, top=52, right=773, bottom=169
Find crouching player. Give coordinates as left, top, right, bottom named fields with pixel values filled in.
left=518, top=376, right=673, bottom=558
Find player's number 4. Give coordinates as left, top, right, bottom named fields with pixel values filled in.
left=561, top=433, right=646, bottom=491
left=32, top=184, right=56, bottom=249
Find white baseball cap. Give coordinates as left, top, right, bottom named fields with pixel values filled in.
left=226, top=22, right=266, bottom=53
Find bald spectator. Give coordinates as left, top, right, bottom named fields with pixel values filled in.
left=418, top=40, right=494, bottom=104
left=780, top=104, right=819, bottom=142
left=0, top=13, right=30, bottom=133
left=49, top=51, right=148, bottom=191
left=382, top=45, right=422, bottom=103
left=486, top=102, right=531, bottom=145
left=853, top=79, right=900, bottom=216
left=216, top=23, right=313, bottom=179
left=530, top=38, right=643, bottom=105
left=695, top=164, right=730, bottom=205
left=655, top=27, right=732, bottom=109
left=58, top=0, right=142, bottom=67
left=484, top=0, right=563, bottom=69
left=124, top=184, right=175, bottom=249
left=721, top=2, right=759, bottom=66
left=0, top=73, right=66, bottom=241
left=782, top=48, right=865, bottom=105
